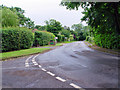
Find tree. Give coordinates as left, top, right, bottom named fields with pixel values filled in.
left=35, top=25, right=41, bottom=29
left=1, top=5, right=35, bottom=29
left=61, top=2, right=120, bottom=35
left=45, top=19, right=62, bottom=35
left=2, top=7, right=19, bottom=27
left=61, top=2, right=120, bottom=49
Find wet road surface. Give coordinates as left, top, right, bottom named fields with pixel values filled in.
left=2, top=41, right=119, bottom=88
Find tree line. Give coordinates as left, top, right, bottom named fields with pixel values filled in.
left=61, top=2, right=120, bottom=49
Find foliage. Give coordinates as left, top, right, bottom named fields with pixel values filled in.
left=1, top=5, right=35, bottom=29
left=1, top=7, right=19, bottom=27
left=61, top=29, right=71, bottom=38
left=71, top=23, right=88, bottom=41
left=86, top=36, right=94, bottom=43
left=56, top=34, right=65, bottom=42
left=45, top=19, right=62, bottom=35
left=34, top=31, right=55, bottom=46
left=35, top=25, right=47, bottom=31
left=1, top=27, right=33, bottom=52
left=70, top=30, right=78, bottom=40
left=61, top=2, right=120, bottom=49
left=70, top=35, right=74, bottom=41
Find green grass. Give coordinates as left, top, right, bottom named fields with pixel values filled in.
left=0, top=48, right=51, bottom=60
left=63, top=41, right=76, bottom=43
left=43, top=41, right=76, bottom=47
left=43, top=43, right=63, bottom=47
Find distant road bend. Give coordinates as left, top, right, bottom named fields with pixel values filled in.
left=2, top=41, right=119, bottom=88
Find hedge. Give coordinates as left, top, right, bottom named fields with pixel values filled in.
left=94, top=33, right=120, bottom=49
left=34, top=31, right=55, bottom=46
left=86, top=36, right=94, bottom=43
left=2, top=27, right=33, bottom=52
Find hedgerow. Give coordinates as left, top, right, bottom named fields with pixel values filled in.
left=33, top=31, right=55, bottom=46
left=2, top=27, right=33, bottom=52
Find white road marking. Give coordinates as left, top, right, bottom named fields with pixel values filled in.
left=70, top=83, right=82, bottom=89
left=34, top=63, right=38, bottom=65
left=38, top=65, right=42, bottom=68
left=47, top=72, right=55, bottom=76
left=25, top=56, right=33, bottom=67
left=81, top=65, right=87, bottom=67
left=55, top=77, right=66, bottom=82
left=32, top=54, right=39, bottom=66
left=41, top=68, right=47, bottom=71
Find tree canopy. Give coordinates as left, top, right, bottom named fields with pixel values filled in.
left=61, top=2, right=120, bottom=35
left=61, top=2, right=120, bottom=49
left=1, top=7, right=19, bottom=27
left=1, top=5, right=35, bottom=29
left=45, top=19, right=62, bottom=35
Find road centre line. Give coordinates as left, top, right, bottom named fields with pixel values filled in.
left=70, top=83, right=82, bottom=89
left=47, top=71, right=55, bottom=76
left=28, top=54, right=84, bottom=89
left=41, top=68, right=47, bottom=71
left=38, top=65, right=42, bottom=68
left=55, top=77, right=66, bottom=82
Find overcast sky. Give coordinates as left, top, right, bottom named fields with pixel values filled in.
left=1, top=0, right=87, bottom=27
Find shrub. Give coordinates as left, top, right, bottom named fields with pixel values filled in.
left=86, top=36, right=94, bottom=43
left=2, top=27, right=33, bottom=52
left=56, top=34, right=62, bottom=42
left=56, top=34, right=65, bottom=42
left=70, top=35, right=74, bottom=41
left=94, top=33, right=120, bottom=49
left=34, top=31, right=55, bottom=46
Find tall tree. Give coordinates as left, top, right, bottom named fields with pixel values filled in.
left=1, top=5, right=35, bottom=29
left=45, top=19, right=62, bottom=35
left=1, top=7, right=19, bottom=27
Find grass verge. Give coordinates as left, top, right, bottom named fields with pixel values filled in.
left=43, top=43, right=63, bottom=47
left=84, top=41, right=120, bottom=56
left=0, top=48, right=51, bottom=60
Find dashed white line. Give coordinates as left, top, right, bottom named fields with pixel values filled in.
left=55, top=77, right=66, bottom=82
left=70, top=83, right=82, bottom=89
left=41, top=68, right=47, bottom=71
left=34, top=63, right=38, bottom=65
left=38, top=65, right=42, bottom=68
left=25, top=56, right=33, bottom=67
left=47, top=72, right=55, bottom=76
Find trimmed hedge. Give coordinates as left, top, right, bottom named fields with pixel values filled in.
left=2, top=27, right=33, bottom=52
left=34, top=31, right=55, bottom=46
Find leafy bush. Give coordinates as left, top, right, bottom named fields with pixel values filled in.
left=56, top=34, right=65, bottom=42
left=2, top=27, right=33, bottom=52
left=86, top=36, right=94, bottom=43
left=70, top=35, right=74, bottom=41
left=94, top=33, right=120, bottom=49
left=34, top=31, right=55, bottom=46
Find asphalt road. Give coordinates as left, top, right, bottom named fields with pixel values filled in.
left=2, top=41, right=119, bottom=89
